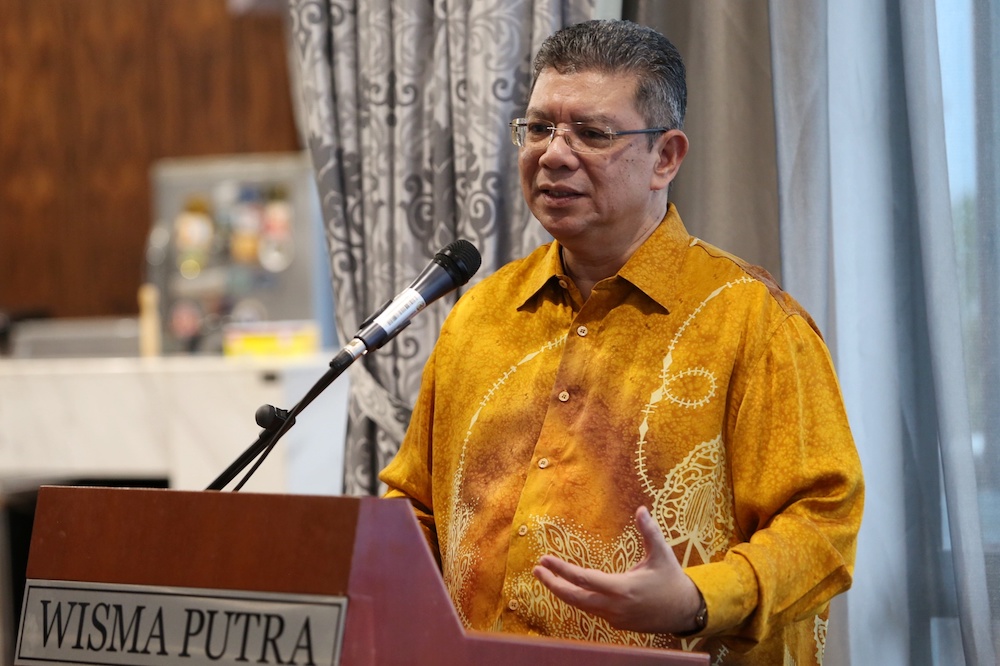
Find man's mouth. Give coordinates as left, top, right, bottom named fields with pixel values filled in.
left=540, top=186, right=581, bottom=199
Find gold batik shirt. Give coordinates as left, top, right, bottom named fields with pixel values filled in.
left=380, top=205, right=864, bottom=665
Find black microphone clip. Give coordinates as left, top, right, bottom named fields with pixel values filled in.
left=255, top=404, right=295, bottom=432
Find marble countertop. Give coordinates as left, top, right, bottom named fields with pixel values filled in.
left=0, top=354, right=349, bottom=494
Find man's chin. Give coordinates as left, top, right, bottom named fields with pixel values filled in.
left=536, top=215, right=590, bottom=244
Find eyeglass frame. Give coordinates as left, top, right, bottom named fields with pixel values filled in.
left=509, top=118, right=669, bottom=155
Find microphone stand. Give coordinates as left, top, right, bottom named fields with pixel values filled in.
left=205, top=339, right=367, bottom=491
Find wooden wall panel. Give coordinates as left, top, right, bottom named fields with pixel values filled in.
left=151, top=1, right=241, bottom=156
left=0, top=0, right=73, bottom=318
left=64, top=1, right=156, bottom=315
left=235, top=13, right=305, bottom=153
left=0, top=0, right=300, bottom=318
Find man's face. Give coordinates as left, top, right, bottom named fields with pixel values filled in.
left=518, top=68, right=670, bottom=253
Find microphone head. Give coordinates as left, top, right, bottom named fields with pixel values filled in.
left=435, top=239, right=482, bottom=286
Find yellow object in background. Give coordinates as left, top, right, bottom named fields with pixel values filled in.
left=223, top=320, right=319, bottom=357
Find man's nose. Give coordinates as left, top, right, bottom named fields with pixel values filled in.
left=539, top=128, right=577, bottom=163
left=546, top=128, right=574, bottom=150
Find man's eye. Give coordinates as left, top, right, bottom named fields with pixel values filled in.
left=526, top=123, right=553, bottom=136
left=576, top=126, right=609, bottom=142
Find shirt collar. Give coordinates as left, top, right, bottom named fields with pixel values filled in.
left=514, top=240, right=567, bottom=310
left=617, top=204, right=691, bottom=313
left=514, top=204, right=692, bottom=314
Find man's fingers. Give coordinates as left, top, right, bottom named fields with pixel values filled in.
left=536, top=555, right=612, bottom=591
left=634, top=506, right=678, bottom=567
left=533, top=563, right=611, bottom=615
left=529, top=507, right=698, bottom=634
left=635, top=505, right=662, bottom=545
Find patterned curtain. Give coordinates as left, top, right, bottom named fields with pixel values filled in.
left=286, top=0, right=594, bottom=495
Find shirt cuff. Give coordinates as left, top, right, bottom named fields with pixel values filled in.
left=684, top=557, right=759, bottom=636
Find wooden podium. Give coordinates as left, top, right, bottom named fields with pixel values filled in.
left=16, top=486, right=708, bottom=665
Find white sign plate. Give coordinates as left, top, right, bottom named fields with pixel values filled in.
left=16, top=579, right=348, bottom=666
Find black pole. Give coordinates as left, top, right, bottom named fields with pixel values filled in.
left=205, top=341, right=365, bottom=491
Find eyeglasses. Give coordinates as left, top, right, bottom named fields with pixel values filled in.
left=509, top=118, right=668, bottom=155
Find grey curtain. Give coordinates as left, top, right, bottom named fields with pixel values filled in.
left=633, top=0, right=999, bottom=664
left=286, top=0, right=593, bottom=495
left=624, top=0, right=783, bottom=281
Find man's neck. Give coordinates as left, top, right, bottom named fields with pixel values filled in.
left=560, top=213, right=664, bottom=302
left=562, top=255, right=600, bottom=303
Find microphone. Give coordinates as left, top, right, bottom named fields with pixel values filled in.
left=351, top=239, right=481, bottom=353
left=206, top=239, right=479, bottom=491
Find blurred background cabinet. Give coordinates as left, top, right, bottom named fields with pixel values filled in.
left=0, top=0, right=301, bottom=322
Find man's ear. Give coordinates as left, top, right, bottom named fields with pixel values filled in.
left=651, top=129, right=689, bottom=191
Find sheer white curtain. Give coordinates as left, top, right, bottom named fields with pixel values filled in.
left=631, top=0, right=999, bottom=663
left=772, top=1, right=997, bottom=663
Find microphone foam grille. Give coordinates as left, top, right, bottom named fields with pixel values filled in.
left=443, top=239, right=482, bottom=283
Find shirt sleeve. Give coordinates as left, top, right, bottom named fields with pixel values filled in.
left=684, top=313, right=864, bottom=648
left=380, top=346, right=442, bottom=566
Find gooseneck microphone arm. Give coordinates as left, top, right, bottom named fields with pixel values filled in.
left=206, top=239, right=482, bottom=492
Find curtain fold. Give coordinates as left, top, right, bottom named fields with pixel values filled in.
left=897, top=2, right=996, bottom=663
left=286, top=0, right=593, bottom=495
left=767, top=1, right=835, bottom=346
left=772, top=0, right=998, bottom=664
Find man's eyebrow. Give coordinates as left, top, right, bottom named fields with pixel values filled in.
left=523, top=109, right=618, bottom=126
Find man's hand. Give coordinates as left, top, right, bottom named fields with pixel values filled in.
left=532, top=505, right=704, bottom=635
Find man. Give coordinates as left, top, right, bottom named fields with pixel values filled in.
left=380, top=19, right=863, bottom=665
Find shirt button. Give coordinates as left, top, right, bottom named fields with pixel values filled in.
left=558, top=390, right=570, bottom=402
left=576, top=325, right=588, bottom=337
left=508, top=599, right=519, bottom=611
left=517, top=524, right=528, bottom=536
left=538, top=457, right=549, bottom=469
